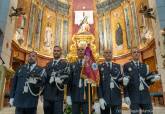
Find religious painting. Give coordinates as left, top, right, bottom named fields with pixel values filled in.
left=27, top=3, right=37, bottom=48
left=74, top=11, right=93, bottom=25
left=98, top=18, right=104, bottom=54
left=15, top=14, right=26, bottom=45
left=124, top=7, right=131, bottom=48
left=55, top=17, right=62, bottom=46
left=35, top=9, right=43, bottom=50
left=105, top=17, right=112, bottom=50
left=40, top=7, right=56, bottom=55
left=75, top=11, right=93, bottom=34
left=15, top=0, right=32, bottom=45
left=115, top=23, right=123, bottom=49
left=44, top=22, right=53, bottom=48
left=63, top=20, right=69, bottom=56
left=130, top=1, right=139, bottom=47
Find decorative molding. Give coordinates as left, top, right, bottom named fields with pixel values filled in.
left=96, top=0, right=123, bottom=14
left=42, top=0, right=69, bottom=15
left=57, top=1, right=69, bottom=15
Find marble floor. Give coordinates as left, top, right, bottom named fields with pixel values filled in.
left=0, top=101, right=165, bottom=114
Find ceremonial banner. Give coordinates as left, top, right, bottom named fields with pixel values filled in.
left=81, top=44, right=100, bottom=85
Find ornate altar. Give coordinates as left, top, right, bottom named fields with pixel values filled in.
left=67, top=34, right=99, bottom=62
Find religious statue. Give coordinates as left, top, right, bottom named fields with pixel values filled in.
left=15, top=14, right=26, bottom=44
left=78, top=16, right=90, bottom=34
left=141, top=27, right=153, bottom=42
left=44, top=23, right=52, bottom=47
left=115, top=23, right=123, bottom=49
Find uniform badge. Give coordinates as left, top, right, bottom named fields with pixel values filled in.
left=128, top=67, right=132, bottom=72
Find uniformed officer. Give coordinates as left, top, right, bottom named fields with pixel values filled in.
left=43, top=46, right=70, bottom=114
left=67, top=47, right=96, bottom=114
left=98, top=49, right=122, bottom=114
left=9, top=51, right=44, bottom=114
left=123, top=48, right=160, bottom=114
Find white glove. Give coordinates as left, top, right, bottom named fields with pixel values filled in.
left=9, top=98, right=14, bottom=106
left=124, top=97, right=131, bottom=106
left=28, top=78, right=37, bottom=84
left=55, top=77, right=63, bottom=84
left=123, top=76, right=130, bottom=86
left=93, top=102, right=101, bottom=114
left=40, top=95, right=43, bottom=103
left=151, top=75, right=160, bottom=82
left=66, top=96, right=72, bottom=105
left=99, top=98, right=106, bottom=110
left=49, top=76, right=54, bottom=84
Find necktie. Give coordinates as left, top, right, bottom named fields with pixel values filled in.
left=54, top=60, right=57, bottom=65
left=79, top=60, right=82, bottom=66
left=107, top=62, right=111, bottom=69
left=29, top=64, right=32, bottom=71
left=135, top=62, right=139, bottom=69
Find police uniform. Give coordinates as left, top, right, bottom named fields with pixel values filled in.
left=68, top=59, right=92, bottom=114
left=10, top=63, right=44, bottom=114
left=98, top=62, right=122, bottom=114
left=123, top=61, right=154, bottom=114
left=43, top=59, right=70, bottom=114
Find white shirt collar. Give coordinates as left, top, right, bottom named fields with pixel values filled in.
left=52, top=58, right=61, bottom=65
left=105, top=61, right=112, bottom=68
left=105, top=61, right=112, bottom=65
left=133, top=60, right=140, bottom=66
left=78, top=59, right=85, bottom=65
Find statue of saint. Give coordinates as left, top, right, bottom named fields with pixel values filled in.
left=78, top=16, right=90, bottom=34
left=15, top=14, right=26, bottom=44
left=44, top=23, right=52, bottom=47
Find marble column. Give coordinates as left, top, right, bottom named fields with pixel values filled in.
left=149, top=0, right=165, bottom=104
left=0, top=0, right=18, bottom=68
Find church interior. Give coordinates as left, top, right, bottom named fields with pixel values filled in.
left=0, top=0, right=165, bottom=113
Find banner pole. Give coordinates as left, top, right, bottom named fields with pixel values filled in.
left=88, top=83, right=91, bottom=114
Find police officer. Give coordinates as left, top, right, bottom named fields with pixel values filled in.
left=123, top=48, right=160, bottom=114
left=67, top=47, right=95, bottom=114
left=43, top=46, right=70, bottom=114
left=98, top=49, right=122, bottom=114
left=9, top=51, right=44, bottom=114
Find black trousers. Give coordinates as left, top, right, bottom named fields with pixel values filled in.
left=130, top=103, right=153, bottom=114
left=43, top=99, right=63, bottom=114
left=101, top=105, right=121, bottom=114
left=15, top=107, right=37, bottom=114
left=72, top=102, right=89, bottom=114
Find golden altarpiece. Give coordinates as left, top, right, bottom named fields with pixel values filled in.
left=0, top=0, right=162, bottom=109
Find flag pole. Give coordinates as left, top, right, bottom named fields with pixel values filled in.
left=88, top=82, right=91, bottom=114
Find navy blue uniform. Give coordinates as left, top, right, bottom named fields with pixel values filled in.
left=98, top=62, right=122, bottom=114
left=43, top=59, right=70, bottom=114
left=68, top=60, right=92, bottom=114
left=10, top=64, right=44, bottom=114
left=123, top=61, right=154, bottom=114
